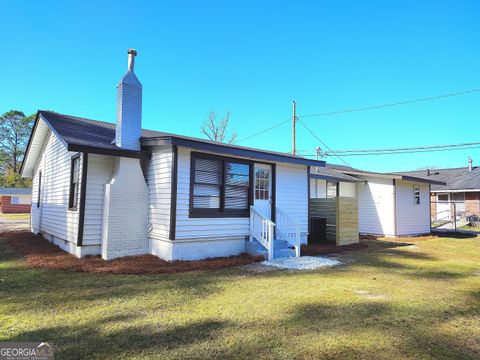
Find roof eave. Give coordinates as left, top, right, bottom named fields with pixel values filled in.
left=337, top=169, right=445, bottom=185
left=67, top=144, right=150, bottom=160
left=309, top=173, right=362, bottom=183
left=142, top=136, right=326, bottom=167
left=399, top=175, right=446, bottom=186
left=19, top=111, right=41, bottom=178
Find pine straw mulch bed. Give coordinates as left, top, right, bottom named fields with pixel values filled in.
left=1, top=231, right=263, bottom=275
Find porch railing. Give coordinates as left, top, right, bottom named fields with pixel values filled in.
left=275, top=207, right=301, bottom=257
left=249, top=206, right=275, bottom=261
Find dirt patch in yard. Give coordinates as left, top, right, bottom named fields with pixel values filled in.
left=1, top=231, right=263, bottom=275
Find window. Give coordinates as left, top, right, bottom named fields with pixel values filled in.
left=310, top=179, right=327, bottom=199
left=37, top=171, right=42, bottom=208
left=414, top=186, right=420, bottom=205
left=190, top=153, right=251, bottom=217
left=11, top=196, right=30, bottom=205
left=327, top=181, right=337, bottom=198
left=69, top=155, right=81, bottom=210
left=255, top=167, right=270, bottom=200
left=438, top=194, right=448, bottom=202
left=338, top=182, right=357, bottom=198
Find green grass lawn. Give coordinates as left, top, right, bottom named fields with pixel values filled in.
left=459, top=225, right=480, bottom=232
left=0, top=234, right=479, bottom=359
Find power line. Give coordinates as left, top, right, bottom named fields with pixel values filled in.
left=297, top=141, right=480, bottom=155
left=234, top=87, right=480, bottom=144
left=299, top=145, right=480, bottom=157
left=298, top=88, right=480, bottom=119
left=296, top=118, right=352, bottom=167
left=234, top=118, right=291, bottom=144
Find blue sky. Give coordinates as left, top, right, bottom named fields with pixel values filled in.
left=1, top=0, right=479, bottom=172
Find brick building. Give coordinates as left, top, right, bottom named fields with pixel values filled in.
left=401, top=159, right=480, bottom=220
left=0, top=188, right=32, bottom=214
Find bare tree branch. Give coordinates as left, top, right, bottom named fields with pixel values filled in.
left=200, top=111, right=238, bottom=144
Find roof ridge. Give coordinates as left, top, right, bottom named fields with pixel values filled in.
left=402, top=166, right=477, bottom=172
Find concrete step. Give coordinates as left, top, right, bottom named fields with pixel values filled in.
left=246, top=239, right=297, bottom=259
left=273, top=247, right=296, bottom=259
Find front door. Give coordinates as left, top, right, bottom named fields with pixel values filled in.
left=254, top=163, right=272, bottom=219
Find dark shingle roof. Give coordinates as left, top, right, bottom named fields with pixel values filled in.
left=399, top=167, right=480, bottom=191
left=39, top=111, right=164, bottom=151
left=35, top=111, right=325, bottom=167
left=310, top=167, right=363, bottom=183
left=323, top=163, right=444, bottom=185
left=0, top=188, right=32, bottom=195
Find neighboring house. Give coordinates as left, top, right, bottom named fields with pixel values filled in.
left=0, top=188, right=32, bottom=214
left=400, top=159, right=480, bottom=222
left=310, top=164, right=444, bottom=237
left=20, top=50, right=324, bottom=261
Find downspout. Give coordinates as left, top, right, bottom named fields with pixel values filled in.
left=77, top=152, right=88, bottom=246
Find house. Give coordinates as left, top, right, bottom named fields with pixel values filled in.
left=310, top=164, right=444, bottom=237
left=20, top=49, right=325, bottom=261
left=400, top=158, right=480, bottom=223
left=0, top=188, right=32, bottom=214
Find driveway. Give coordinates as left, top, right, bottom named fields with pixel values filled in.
left=0, top=217, right=30, bottom=232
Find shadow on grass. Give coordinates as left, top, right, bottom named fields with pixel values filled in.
left=430, top=230, right=478, bottom=239
left=10, top=316, right=229, bottom=359
left=282, top=300, right=479, bottom=359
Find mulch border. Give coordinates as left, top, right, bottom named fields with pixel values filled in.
left=2, top=231, right=263, bottom=275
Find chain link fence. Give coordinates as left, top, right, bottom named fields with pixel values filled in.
left=431, top=200, right=480, bottom=233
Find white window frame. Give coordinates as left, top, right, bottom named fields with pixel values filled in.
left=413, top=186, right=421, bottom=205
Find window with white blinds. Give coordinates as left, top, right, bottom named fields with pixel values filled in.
left=193, top=158, right=222, bottom=209
left=191, top=153, right=251, bottom=217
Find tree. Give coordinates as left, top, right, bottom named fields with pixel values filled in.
left=0, top=110, right=34, bottom=174
left=200, top=111, right=238, bottom=144
left=2, top=167, right=31, bottom=188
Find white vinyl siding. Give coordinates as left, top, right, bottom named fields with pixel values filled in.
left=174, top=148, right=309, bottom=242
left=357, top=177, right=395, bottom=236
left=30, top=131, right=83, bottom=243
left=276, top=163, right=309, bottom=242
left=395, top=180, right=430, bottom=236
left=82, top=154, right=114, bottom=245
left=175, top=147, right=249, bottom=240
left=145, top=146, right=173, bottom=240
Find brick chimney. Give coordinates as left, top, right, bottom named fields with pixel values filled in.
left=115, top=49, right=142, bottom=150
left=468, top=157, right=473, bottom=172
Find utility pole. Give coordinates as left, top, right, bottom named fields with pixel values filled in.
left=316, top=147, right=321, bottom=172
left=292, top=100, right=296, bottom=155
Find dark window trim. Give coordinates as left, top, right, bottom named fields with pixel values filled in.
left=271, top=163, right=277, bottom=225
left=393, top=179, right=397, bottom=236
left=169, top=146, right=178, bottom=240
left=68, top=154, right=81, bottom=211
left=189, top=152, right=253, bottom=218
left=307, top=166, right=311, bottom=242
left=37, top=171, right=42, bottom=208
left=77, top=153, right=88, bottom=246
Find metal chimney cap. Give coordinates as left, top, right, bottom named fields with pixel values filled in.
left=128, top=48, right=138, bottom=56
